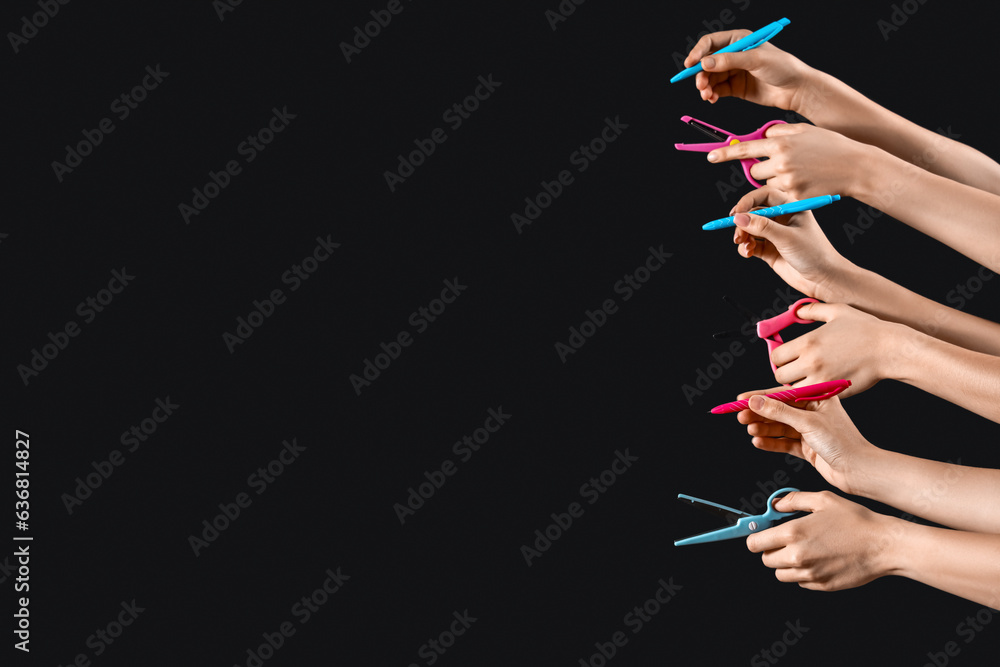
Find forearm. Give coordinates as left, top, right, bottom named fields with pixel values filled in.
left=848, top=150, right=1000, bottom=271
left=821, top=263, right=1000, bottom=357
left=889, top=325, right=1000, bottom=423
left=851, top=448, right=1000, bottom=533
left=796, top=70, right=1000, bottom=194
left=879, top=519, right=1000, bottom=608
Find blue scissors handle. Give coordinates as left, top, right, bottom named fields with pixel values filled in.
left=674, top=487, right=800, bottom=546
left=759, top=487, right=800, bottom=525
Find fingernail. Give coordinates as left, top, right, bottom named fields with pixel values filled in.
left=707, top=151, right=718, bottom=162
left=703, top=56, right=715, bottom=69
left=749, top=395, right=764, bottom=410
left=733, top=213, right=750, bottom=228
left=729, top=206, right=736, bottom=216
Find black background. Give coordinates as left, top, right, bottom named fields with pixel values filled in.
left=5, top=0, right=1000, bottom=665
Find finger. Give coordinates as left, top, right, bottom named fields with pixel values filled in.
left=733, top=213, right=792, bottom=247
left=684, top=29, right=751, bottom=67
left=701, top=46, right=774, bottom=77
left=745, top=395, right=817, bottom=432
left=747, top=421, right=800, bottom=439
left=708, top=138, right=778, bottom=164
left=750, top=436, right=804, bottom=459
left=748, top=235, right=779, bottom=265
left=760, top=546, right=806, bottom=570
left=772, top=490, right=827, bottom=513
left=748, top=160, right=777, bottom=184
left=769, top=336, right=804, bottom=368
left=735, top=409, right=778, bottom=426
left=794, top=301, right=847, bottom=324
left=773, top=359, right=810, bottom=386
left=704, top=77, right=735, bottom=103
left=776, top=568, right=813, bottom=583
left=746, top=523, right=791, bottom=553
left=732, top=185, right=792, bottom=214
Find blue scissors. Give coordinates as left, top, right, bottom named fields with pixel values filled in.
left=674, top=487, right=800, bottom=546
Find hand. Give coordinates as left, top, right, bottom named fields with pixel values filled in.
left=769, top=302, right=898, bottom=394
left=747, top=490, right=894, bottom=591
left=683, top=30, right=814, bottom=109
left=729, top=186, right=853, bottom=303
left=707, top=123, right=875, bottom=200
left=734, top=393, right=879, bottom=495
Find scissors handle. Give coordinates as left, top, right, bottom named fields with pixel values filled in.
left=759, top=487, right=800, bottom=525
left=757, top=298, right=819, bottom=376
left=735, top=120, right=786, bottom=188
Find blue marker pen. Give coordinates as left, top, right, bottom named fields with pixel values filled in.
left=670, top=18, right=790, bottom=84
left=702, top=195, right=841, bottom=230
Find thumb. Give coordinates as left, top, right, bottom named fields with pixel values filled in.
left=747, top=395, right=814, bottom=431
left=772, top=490, right=822, bottom=513
left=792, top=301, right=837, bottom=323
left=733, top=213, right=790, bottom=245
left=702, top=48, right=767, bottom=74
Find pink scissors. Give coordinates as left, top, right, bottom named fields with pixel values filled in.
left=674, top=116, right=786, bottom=188
left=756, top=297, right=819, bottom=376
left=714, top=296, right=820, bottom=379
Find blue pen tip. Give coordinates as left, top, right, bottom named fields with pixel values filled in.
left=832, top=194, right=841, bottom=201
left=779, top=17, right=790, bottom=25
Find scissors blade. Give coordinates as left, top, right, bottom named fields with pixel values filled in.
left=677, top=494, right=747, bottom=525
left=685, top=117, right=729, bottom=142
left=723, top=295, right=759, bottom=324
left=712, top=296, right=763, bottom=340
left=674, top=523, right=750, bottom=546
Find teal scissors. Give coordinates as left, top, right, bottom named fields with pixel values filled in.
left=674, top=487, right=800, bottom=546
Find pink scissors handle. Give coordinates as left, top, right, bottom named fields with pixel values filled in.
left=734, top=120, right=786, bottom=188
left=674, top=117, right=787, bottom=189
left=756, top=297, right=818, bottom=376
